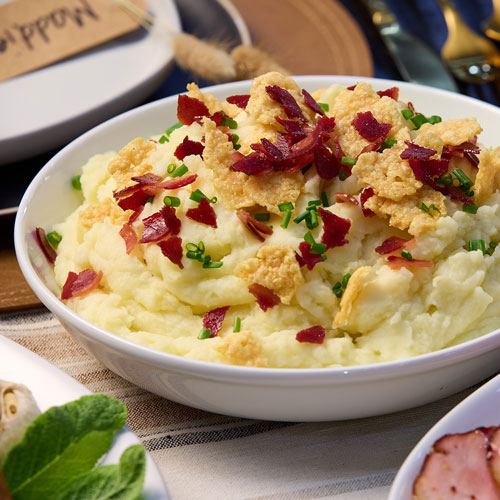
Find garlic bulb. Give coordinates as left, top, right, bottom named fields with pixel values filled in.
left=0, top=381, right=40, bottom=463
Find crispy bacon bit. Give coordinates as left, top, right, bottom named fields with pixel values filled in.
left=202, top=306, right=230, bottom=337
left=346, top=85, right=356, bottom=91
left=113, top=174, right=162, bottom=200
left=266, top=85, right=307, bottom=121
left=128, top=205, right=144, bottom=224
left=401, top=141, right=436, bottom=161
left=352, top=111, right=392, bottom=142
left=248, top=283, right=281, bottom=311
left=295, top=242, right=324, bottom=270
left=296, top=325, right=326, bottom=344
left=334, top=193, right=359, bottom=205
left=35, top=227, right=57, bottom=264
left=259, top=138, right=284, bottom=161
left=430, top=181, right=474, bottom=205
left=318, top=208, right=351, bottom=249
left=157, top=236, right=184, bottom=269
left=442, top=142, right=481, bottom=168
left=119, top=223, right=138, bottom=254
left=186, top=197, right=217, bottom=228
left=61, top=269, right=103, bottom=300
left=177, top=94, right=210, bottom=125
left=360, top=187, right=375, bottom=217
left=158, top=174, right=198, bottom=190
left=314, top=144, right=340, bottom=179
left=210, top=111, right=225, bottom=127
left=226, top=94, right=250, bottom=109
left=237, top=210, right=273, bottom=241
left=408, top=101, right=416, bottom=113
left=301, top=88, right=325, bottom=115
left=409, top=158, right=449, bottom=183
left=375, top=236, right=415, bottom=255
left=231, top=152, right=273, bottom=176
left=117, top=188, right=156, bottom=212
left=174, top=136, right=205, bottom=160
left=377, top=87, right=399, bottom=100
left=387, top=256, right=433, bottom=269
left=275, top=116, right=306, bottom=140
left=139, top=206, right=181, bottom=243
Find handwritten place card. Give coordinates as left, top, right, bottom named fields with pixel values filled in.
left=0, top=0, right=146, bottom=82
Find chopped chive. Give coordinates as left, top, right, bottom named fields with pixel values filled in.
left=233, top=316, right=241, bottom=333
left=281, top=210, right=292, bottom=229
left=198, top=241, right=205, bottom=252
left=466, top=190, right=474, bottom=197
left=304, top=231, right=315, bottom=245
left=158, top=135, right=168, bottom=144
left=146, top=197, right=154, bottom=204
left=341, top=156, right=356, bottom=167
left=293, top=211, right=309, bottom=224
left=278, top=201, right=294, bottom=212
left=428, top=115, right=442, bottom=124
left=410, top=114, right=428, bottom=129
left=47, top=231, right=62, bottom=248
left=321, top=253, right=327, bottom=261
left=203, top=261, right=223, bottom=268
left=163, top=196, right=180, bottom=207
left=318, top=102, right=329, bottom=112
left=378, top=137, right=397, bottom=152
left=198, top=328, right=212, bottom=339
left=71, top=175, right=82, bottom=190
left=254, top=212, right=270, bottom=222
left=462, top=203, right=478, bottom=214
left=339, top=168, right=346, bottom=181
left=401, top=249, right=413, bottom=260
left=186, top=242, right=199, bottom=252
left=419, top=202, right=438, bottom=217
left=221, top=116, right=238, bottom=129
left=231, top=134, right=241, bottom=150
left=428, top=204, right=441, bottom=215
left=301, top=163, right=312, bottom=174
left=310, top=242, right=327, bottom=255
left=166, top=122, right=183, bottom=136
left=190, top=189, right=217, bottom=203
left=321, top=191, right=330, bottom=207
left=436, top=173, right=453, bottom=185
left=332, top=285, right=343, bottom=298
left=452, top=168, right=473, bottom=189
left=341, top=273, right=351, bottom=289
left=170, top=164, right=189, bottom=178
left=186, top=250, right=200, bottom=259
left=306, top=209, right=319, bottom=229
left=468, top=239, right=486, bottom=254
left=307, top=200, right=322, bottom=207
left=401, top=109, right=414, bottom=120
left=167, top=163, right=176, bottom=174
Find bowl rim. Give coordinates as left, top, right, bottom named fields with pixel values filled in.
left=14, top=75, right=500, bottom=385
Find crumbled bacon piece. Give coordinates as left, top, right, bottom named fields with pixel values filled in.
left=177, top=94, right=210, bottom=125
left=375, top=236, right=415, bottom=255
left=237, top=210, right=273, bottom=241
left=117, top=188, right=156, bottom=212
left=318, top=208, right=351, bottom=249
left=248, top=283, right=281, bottom=311
left=210, top=111, right=225, bottom=127
left=430, top=181, right=474, bottom=205
left=128, top=205, right=144, bottom=224
left=35, top=227, right=57, bottom=264
left=352, top=111, right=392, bottom=142
left=358, top=135, right=386, bottom=156
left=334, top=193, right=359, bottom=205
left=377, top=87, right=399, bottom=100
left=360, top=188, right=375, bottom=217
left=226, top=94, right=250, bottom=109
left=301, top=88, right=325, bottom=115
left=314, top=144, right=340, bottom=179
left=113, top=174, right=162, bottom=200
left=259, top=138, right=284, bottom=161
left=202, top=305, right=230, bottom=337
left=387, top=256, right=433, bottom=269
left=266, top=85, right=307, bottom=121
left=61, top=269, right=103, bottom=300
left=275, top=116, right=306, bottom=140
left=295, top=242, right=324, bottom=271
left=186, top=197, right=217, bottom=228
left=174, top=136, right=205, bottom=160
left=296, top=325, right=326, bottom=344
left=158, top=174, right=198, bottom=190
left=119, top=223, right=138, bottom=254
left=157, top=236, right=184, bottom=269
left=346, top=85, right=356, bottom=91
left=231, top=152, right=273, bottom=176
left=139, top=206, right=181, bottom=243
left=400, top=141, right=436, bottom=161
left=409, top=158, right=449, bottom=183
left=442, top=142, right=481, bottom=168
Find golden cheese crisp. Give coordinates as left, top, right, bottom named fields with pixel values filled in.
left=50, top=73, right=500, bottom=369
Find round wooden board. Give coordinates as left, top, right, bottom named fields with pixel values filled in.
left=229, top=0, right=373, bottom=77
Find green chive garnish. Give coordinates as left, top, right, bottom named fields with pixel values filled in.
left=158, top=135, right=168, bottom=144
left=401, top=109, right=414, bottom=120
left=378, top=137, right=397, bottom=152
left=466, top=190, right=474, bottom=197
left=190, top=189, right=217, bottom=203
left=436, top=173, right=453, bottom=185
left=332, top=273, right=351, bottom=298
left=167, top=163, right=176, bottom=174
left=170, top=164, right=189, bottom=178
left=47, top=231, right=62, bottom=248
left=419, top=202, right=441, bottom=217
left=306, top=209, right=319, bottom=230
left=341, top=156, right=356, bottom=167
left=281, top=210, right=292, bottom=229
left=310, top=242, right=327, bottom=255
left=71, top=175, right=82, bottom=190
left=463, top=203, right=478, bottom=214
left=339, top=168, right=346, bottom=181
left=318, top=102, right=329, bottom=112
left=293, top=211, right=309, bottom=224
left=307, top=200, right=322, bottom=207
left=341, top=273, right=351, bottom=289
left=221, top=116, right=238, bottom=129
left=203, top=261, right=223, bottom=268
left=304, top=232, right=315, bottom=245
left=231, top=134, right=241, bottom=150
left=468, top=239, right=486, bottom=254
left=401, top=249, right=413, bottom=260
left=254, top=212, right=270, bottom=222
left=452, top=168, right=473, bottom=189
left=198, top=328, right=212, bottom=339
left=301, top=163, right=313, bottom=174
left=278, top=202, right=294, bottom=212
left=163, top=196, right=181, bottom=207
left=321, top=191, right=330, bottom=207
left=410, top=114, right=428, bottom=129
left=428, top=115, right=442, bottom=124
left=233, top=317, right=241, bottom=333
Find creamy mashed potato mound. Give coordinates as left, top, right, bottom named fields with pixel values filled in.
left=52, top=72, right=500, bottom=368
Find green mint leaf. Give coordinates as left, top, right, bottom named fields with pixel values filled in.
left=3, top=394, right=126, bottom=500
left=53, top=445, right=146, bottom=500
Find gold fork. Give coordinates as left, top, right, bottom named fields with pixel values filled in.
left=484, top=0, right=500, bottom=41
left=438, top=0, right=500, bottom=83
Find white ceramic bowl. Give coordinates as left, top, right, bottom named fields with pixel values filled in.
left=14, top=76, right=500, bottom=422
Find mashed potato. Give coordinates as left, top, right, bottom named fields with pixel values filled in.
left=51, top=72, right=500, bottom=368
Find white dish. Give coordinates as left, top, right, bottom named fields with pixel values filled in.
left=0, top=0, right=180, bottom=165
left=388, top=372, right=500, bottom=499
left=0, top=336, right=169, bottom=499
left=14, top=76, right=500, bottom=422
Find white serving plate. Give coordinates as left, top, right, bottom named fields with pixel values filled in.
left=389, top=372, right=500, bottom=499
left=0, top=336, right=169, bottom=499
left=14, top=75, right=500, bottom=422
left=0, top=0, right=180, bottom=165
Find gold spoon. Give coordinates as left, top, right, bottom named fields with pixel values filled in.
left=484, top=0, right=500, bottom=41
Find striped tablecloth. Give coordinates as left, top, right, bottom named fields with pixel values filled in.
left=0, top=308, right=482, bottom=500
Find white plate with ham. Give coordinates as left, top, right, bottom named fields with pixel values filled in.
left=389, top=372, right=500, bottom=499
